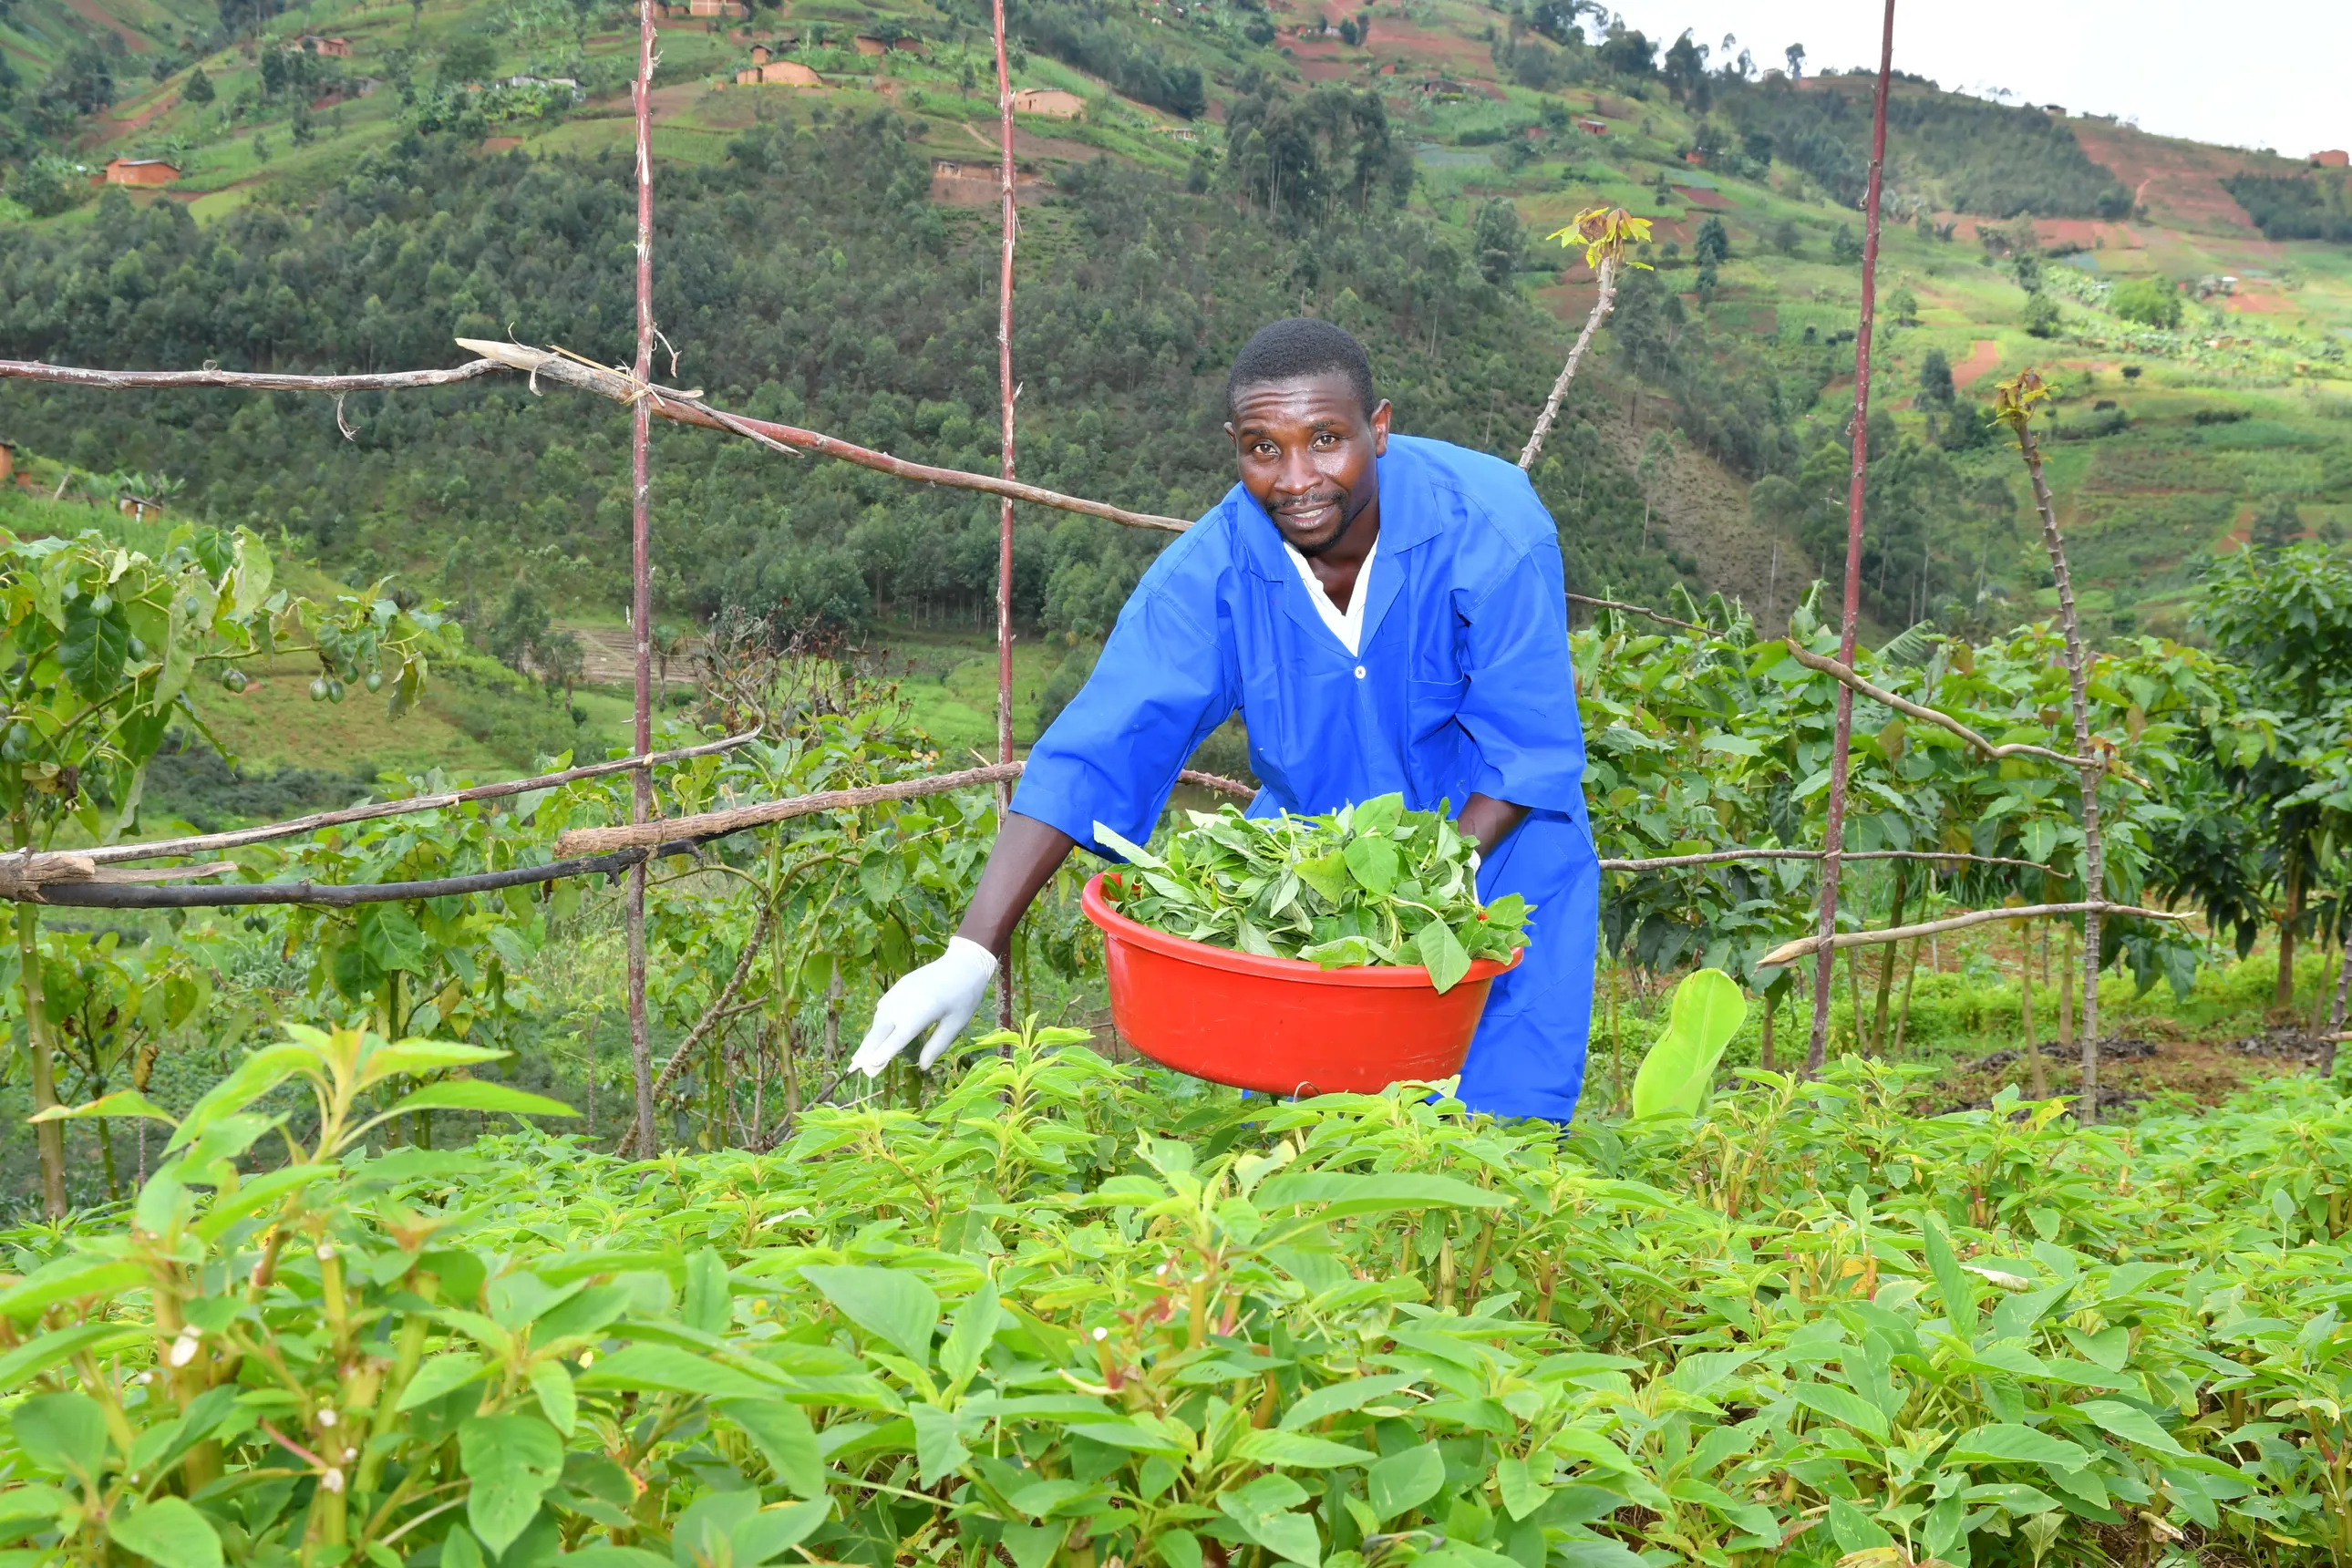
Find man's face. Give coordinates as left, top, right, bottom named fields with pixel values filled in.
left=1225, top=372, right=1391, bottom=556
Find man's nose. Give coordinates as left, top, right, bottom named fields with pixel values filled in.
left=1272, top=446, right=1320, bottom=494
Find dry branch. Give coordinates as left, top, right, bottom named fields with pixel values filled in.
left=0, top=358, right=504, bottom=394
left=1782, top=641, right=2110, bottom=772
left=1519, top=256, right=1617, bottom=471
left=457, top=340, right=1193, bottom=534
left=1807, top=0, right=1900, bottom=1077
left=1566, top=593, right=1707, bottom=634
left=1760, top=901, right=2182, bottom=967
left=614, top=901, right=779, bottom=1157
left=28, top=841, right=688, bottom=909
left=1601, top=847, right=2053, bottom=874
left=84, top=730, right=756, bottom=867
left=554, top=761, right=1254, bottom=856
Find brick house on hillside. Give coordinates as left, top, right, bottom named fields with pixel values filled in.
left=103, top=158, right=180, bottom=186
left=299, top=35, right=353, bottom=57
left=2316, top=150, right=2350, bottom=169
left=1010, top=88, right=1083, bottom=118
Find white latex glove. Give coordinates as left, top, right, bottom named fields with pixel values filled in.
left=851, top=936, right=997, bottom=1077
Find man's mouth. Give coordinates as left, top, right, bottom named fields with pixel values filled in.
left=1276, top=497, right=1343, bottom=530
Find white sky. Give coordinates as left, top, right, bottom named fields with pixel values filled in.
left=1606, top=2, right=2351, bottom=160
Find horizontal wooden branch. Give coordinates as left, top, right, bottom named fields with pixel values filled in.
left=29, top=840, right=685, bottom=909
left=87, top=729, right=757, bottom=867
left=1782, top=641, right=2110, bottom=772
left=1567, top=593, right=1707, bottom=634
left=459, top=340, right=1194, bottom=534
left=1601, top=847, right=2053, bottom=874
left=1759, top=901, right=2185, bottom=967
left=555, top=761, right=1254, bottom=856
left=0, top=357, right=505, bottom=394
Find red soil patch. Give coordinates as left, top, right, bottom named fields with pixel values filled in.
left=2225, top=286, right=2293, bottom=315
left=929, top=160, right=1049, bottom=207
left=1950, top=337, right=2002, bottom=388
left=1295, top=57, right=1358, bottom=83
left=102, top=93, right=176, bottom=139
left=64, top=0, right=151, bottom=51
left=957, top=119, right=1095, bottom=165
left=2069, top=122, right=2265, bottom=236
left=1673, top=184, right=1730, bottom=209
left=483, top=136, right=524, bottom=152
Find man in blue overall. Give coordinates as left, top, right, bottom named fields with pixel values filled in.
left=852, top=318, right=1600, bottom=1120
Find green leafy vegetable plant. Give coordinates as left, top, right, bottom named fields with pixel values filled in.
left=1629, top=966, right=1749, bottom=1118
left=1094, top=795, right=1530, bottom=991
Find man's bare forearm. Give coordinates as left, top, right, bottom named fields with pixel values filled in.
left=1459, top=793, right=1530, bottom=859
left=954, top=812, right=1078, bottom=956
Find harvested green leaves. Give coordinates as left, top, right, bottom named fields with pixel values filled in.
left=1094, top=793, right=1531, bottom=992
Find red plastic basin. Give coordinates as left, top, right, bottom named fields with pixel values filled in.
left=1081, top=872, right=1522, bottom=1095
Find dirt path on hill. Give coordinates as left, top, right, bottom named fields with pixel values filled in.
left=1951, top=337, right=2002, bottom=390
left=64, top=0, right=153, bottom=52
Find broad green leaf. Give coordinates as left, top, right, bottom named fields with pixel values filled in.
left=574, top=1345, right=777, bottom=1399
left=1090, top=821, right=1165, bottom=870
left=1344, top=833, right=1399, bottom=895
left=528, top=1361, right=577, bottom=1436
left=2076, top=1399, right=2190, bottom=1457
left=1416, top=917, right=1471, bottom=993
left=1496, top=1454, right=1549, bottom=1521
left=1367, top=1443, right=1446, bottom=1521
left=909, top=1404, right=970, bottom=1486
left=1629, top=968, right=1749, bottom=1119
left=1947, top=1423, right=2093, bottom=1472
left=684, top=1247, right=732, bottom=1336
left=1278, top=1373, right=1418, bottom=1429
left=730, top=1500, right=830, bottom=1565
left=1920, top=1213, right=1980, bottom=1341
left=1794, top=1382, right=1891, bottom=1441
left=714, top=1398, right=824, bottom=1500
left=459, top=1414, right=565, bottom=1554
left=10, top=1392, right=108, bottom=1480
left=59, top=595, right=129, bottom=701
left=799, top=1265, right=938, bottom=1367
left=940, top=1280, right=1001, bottom=1390
left=1295, top=851, right=1350, bottom=903
left=1234, top=1428, right=1375, bottom=1468
left=397, top=1352, right=489, bottom=1411
left=107, top=1497, right=222, bottom=1568
left=0, top=1259, right=146, bottom=1325
left=0, top=1324, right=143, bottom=1393
left=383, top=1082, right=579, bottom=1120
left=168, top=1042, right=315, bottom=1153
left=357, top=1038, right=509, bottom=1089
left=1255, top=1170, right=1508, bottom=1221
left=27, top=1089, right=176, bottom=1125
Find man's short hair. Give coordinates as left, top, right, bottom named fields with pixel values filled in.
left=1226, top=317, right=1379, bottom=418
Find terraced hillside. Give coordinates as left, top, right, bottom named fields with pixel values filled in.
left=4, top=0, right=2347, bottom=685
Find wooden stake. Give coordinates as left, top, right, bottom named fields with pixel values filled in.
left=1806, top=0, right=1897, bottom=1075
left=625, top=0, right=659, bottom=1158
left=992, top=0, right=1017, bottom=1033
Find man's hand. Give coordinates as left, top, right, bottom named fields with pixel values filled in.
left=851, top=937, right=997, bottom=1076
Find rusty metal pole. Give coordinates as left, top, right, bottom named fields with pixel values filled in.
left=625, top=0, right=659, bottom=1150
left=1804, top=0, right=1896, bottom=1075
left=991, top=0, right=1018, bottom=1032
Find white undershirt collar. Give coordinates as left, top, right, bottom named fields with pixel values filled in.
left=1281, top=531, right=1380, bottom=657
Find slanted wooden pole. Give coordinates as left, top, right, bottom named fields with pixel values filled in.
left=625, top=0, right=659, bottom=1154
left=991, top=0, right=1018, bottom=1032
left=1806, top=0, right=1896, bottom=1075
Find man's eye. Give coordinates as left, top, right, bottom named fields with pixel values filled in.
left=1312, top=433, right=1337, bottom=449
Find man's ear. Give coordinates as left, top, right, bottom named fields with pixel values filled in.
left=1369, top=399, right=1392, bottom=455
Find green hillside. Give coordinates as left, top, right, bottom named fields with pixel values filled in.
left=2, top=0, right=2347, bottom=721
